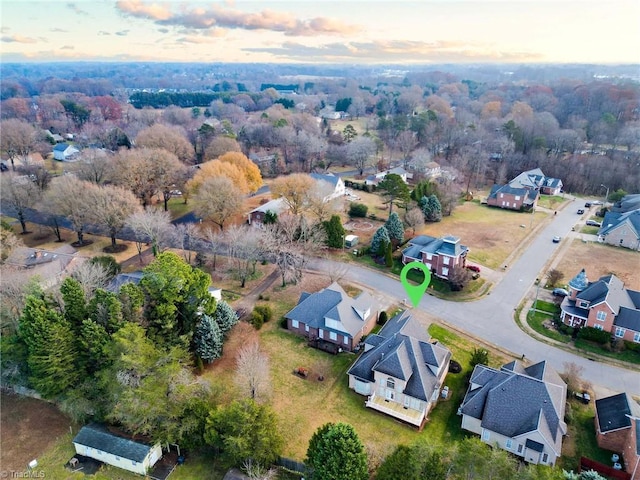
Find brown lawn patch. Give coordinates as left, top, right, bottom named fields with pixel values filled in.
left=553, top=240, right=640, bottom=290
left=412, top=201, right=549, bottom=269
left=0, top=392, right=72, bottom=472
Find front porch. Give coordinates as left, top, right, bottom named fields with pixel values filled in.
left=365, top=393, right=425, bottom=427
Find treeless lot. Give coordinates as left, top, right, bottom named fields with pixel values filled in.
left=413, top=201, right=549, bottom=269
left=553, top=240, right=640, bottom=290
left=0, top=391, right=72, bottom=472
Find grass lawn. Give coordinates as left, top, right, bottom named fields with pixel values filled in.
left=574, top=338, right=640, bottom=365
left=526, top=310, right=572, bottom=344
left=553, top=240, right=640, bottom=290
left=537, top=195, right=567, bottom=210
left=579, top=225, right=599, bottom=235
left=560, top=398, right=617, bottom=472
left=412, top=201, right=549, bottom=270
left=535, top=300, right=561, bottom=315
left=166, top=197, right=193, bottom=220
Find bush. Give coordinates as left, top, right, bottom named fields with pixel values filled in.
left=249, top=311, right=264, bottom=330
left=577, top=326, right=610, bottom=345
left=349, top=202, right=368, bottom=218
left=254, top=305, right=273, bottom=322
left=624, top=340, right=640, bottom=353
left=377, top=311, right=388, bottom=326
left=279, top=316, right=288, bottom=329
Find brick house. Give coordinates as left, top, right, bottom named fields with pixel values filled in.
left=284, top=282, right=377, bottom=352
left=247, top=198, right=289, bottom=228
left=559, top=269, right=640, bottom=343
left=594, top=392, right=640, bottom=479
left=486, top=168, right=562, bottom=211
left=401, top=235, right=469, bottom=280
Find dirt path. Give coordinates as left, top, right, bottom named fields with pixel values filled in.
left=232, top=269, right=280, bottom=315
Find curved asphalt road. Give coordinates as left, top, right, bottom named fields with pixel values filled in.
left=310, top=200, right=640, bottom=396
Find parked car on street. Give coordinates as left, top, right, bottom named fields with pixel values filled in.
left=584, top=202, right=592, bottom=207
left=586, top=220, right=602, bottom=227
left=591, top=200, right=603, bottom=205
left=552, top=236, right=561, bottom=243
left=577, top=209, right=584, bottom=214
left=552, top=288, right=569, bottom=297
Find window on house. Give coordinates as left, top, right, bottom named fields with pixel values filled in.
left=318, top=329, right=324, bottom=338
left=634, top=332, right=640, bottom=343
left=515, top=195, right=521, bottom=200
left=505, top=439, right=513, bottom=450
left=615, top=327, right=625, bottom=338
left=291, top=319, right=299, bottom=328
left=542, top=453, right=549, bottom=463
left=305, top=325, right=309, bottom=332
left=517, top=444, right=523, bottom=454
left=442, top=267, right=449, bottom=276
left=443, top=256, right=450, bottom=265
left=593, top=324, right=604, bottom=331
left=579, top=301, right=589, bottom=308
left=596, top=311, right=606, bottom=321
left=425, top=253, right=432, bottom=260
left=386, top=378, right=395, bottom=389
left=329, top=331, right=337, bottom=341
left=500, top=193, right=504, bottom=198
left=343, top=336, right=348, bottom=344
left=481, top=429, right=490, bottom=441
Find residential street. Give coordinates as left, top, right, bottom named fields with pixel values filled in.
left=309, top=200, right=640, bottom=397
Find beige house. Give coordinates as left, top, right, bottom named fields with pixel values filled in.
left=598, top=209, right=640, bottom=251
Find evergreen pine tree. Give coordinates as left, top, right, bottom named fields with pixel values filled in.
left=370, top=226, right=391, bottom=256
left=213, top=300, right=238, bottom=336
left=323, top=214, right=346, bottom=248
left=79, top=319, right=111, bottom=374
left=385, top=241, right=393, bottom=267
left=384, top=211, right=405, bottom=244
left=427, top=195, right=442, bottom=222
left=419, top=195, right=431, bottom=221
left=193, top=315, right=223, bottom=363
left=88, top=289, right=124, bottom=333
left=60, top=277, right=87, bottom=330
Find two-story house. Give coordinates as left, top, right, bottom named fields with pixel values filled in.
left=284, top=282, right=377, bottom=353
left=560, top=269, right=640, bottom=343
left=309, top=172, right=346, bottom=201
left=347, top=310, right=451, bottom=428
left=401, top=235, right=469, bottom=280
left=459, top=360, right=567, bottom=466
left=486, top=168, right=562, bottom=211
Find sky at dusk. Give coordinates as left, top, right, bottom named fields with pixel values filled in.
left=1, top=0, right=639, bottom=64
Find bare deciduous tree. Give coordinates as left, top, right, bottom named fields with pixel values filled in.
left=347, top=136, right=377, bottom=176
left=44, top=176, right=96, bottom=245
left=72, top=148, right=113, bottom=184
left=0, top=119, right=36, bottom=170
left=88, top=184, right=141, bottom=249
left=561, top=361, right=586, bottom=395
left=242, top=459, right=277, bottom=480
left=306, top=181, right=342, bottom=222
left=135, top=123, right=194, bottom=163
left=224, top=225, right=263, bottom=288
left=404, top=207, right=424, bottom=236
left=0, top=174, right=41, bottom=234
left=71, top=261, right=111, bottom=300
left=235, top=341, right=271, bottom=402
left=125, top=209, right=173, bottom=260
left=193, top=176, right=244, bottom=231
left=171, top=222, right=202, bottom=264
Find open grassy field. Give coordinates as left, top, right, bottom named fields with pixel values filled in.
left=412, top=200, right=549, bottom=269
left=553, top=240, right=640, bottom=290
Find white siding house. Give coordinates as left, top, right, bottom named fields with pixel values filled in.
left=73, top=424, right=162, bottom=476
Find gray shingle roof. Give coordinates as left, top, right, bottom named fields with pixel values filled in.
left=249, top=198, right=288, bottom=215
left=613, top=306, right=640, bottom=332
left=568, top=269, right=589, bottom=291
left=73, top=424, right=153, bottom=462
left=347, top=311, right=450, bottom=402
left=107, top=271, right=144, bottom=292
left=402, top=234, right=468, bottom=259
left=460, top=361, right=567, bottom=451
left=310, top=172, right=340, bottom=187
left=599, top=208, right=640, bottom=238
left=284, top=282, right=374, bottom=338
left=595, top=393, right=634, bottom=433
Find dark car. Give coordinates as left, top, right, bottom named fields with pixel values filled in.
left=586, top=220, right=602, bottom=227
left=577, top=209, right=585, bottom=214
left=584, top=202, right=592, bottom=207
left=466, top=264, right=481, bottom=272
left=552, top=236, right=561, bottom=243
left=552, top=288, right=569, bottom=297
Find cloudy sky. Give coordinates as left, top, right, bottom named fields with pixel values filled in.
left=1, top=0, right=639, bottom=64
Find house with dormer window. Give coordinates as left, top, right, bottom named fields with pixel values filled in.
left=560, top=269, right=640, bottom=343
left=401, top=234, right=468, bottom=280
left=459, top=360, right=567, bottom=466
left=284, top=282, right=377, bottom=352
left=347, top=310, right=451, bottom=428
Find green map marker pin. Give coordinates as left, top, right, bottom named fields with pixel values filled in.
left=400, top=261, right=432, bottom=308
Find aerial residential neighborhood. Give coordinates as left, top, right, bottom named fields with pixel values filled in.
left=1, top=3, right=639, bottom=480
